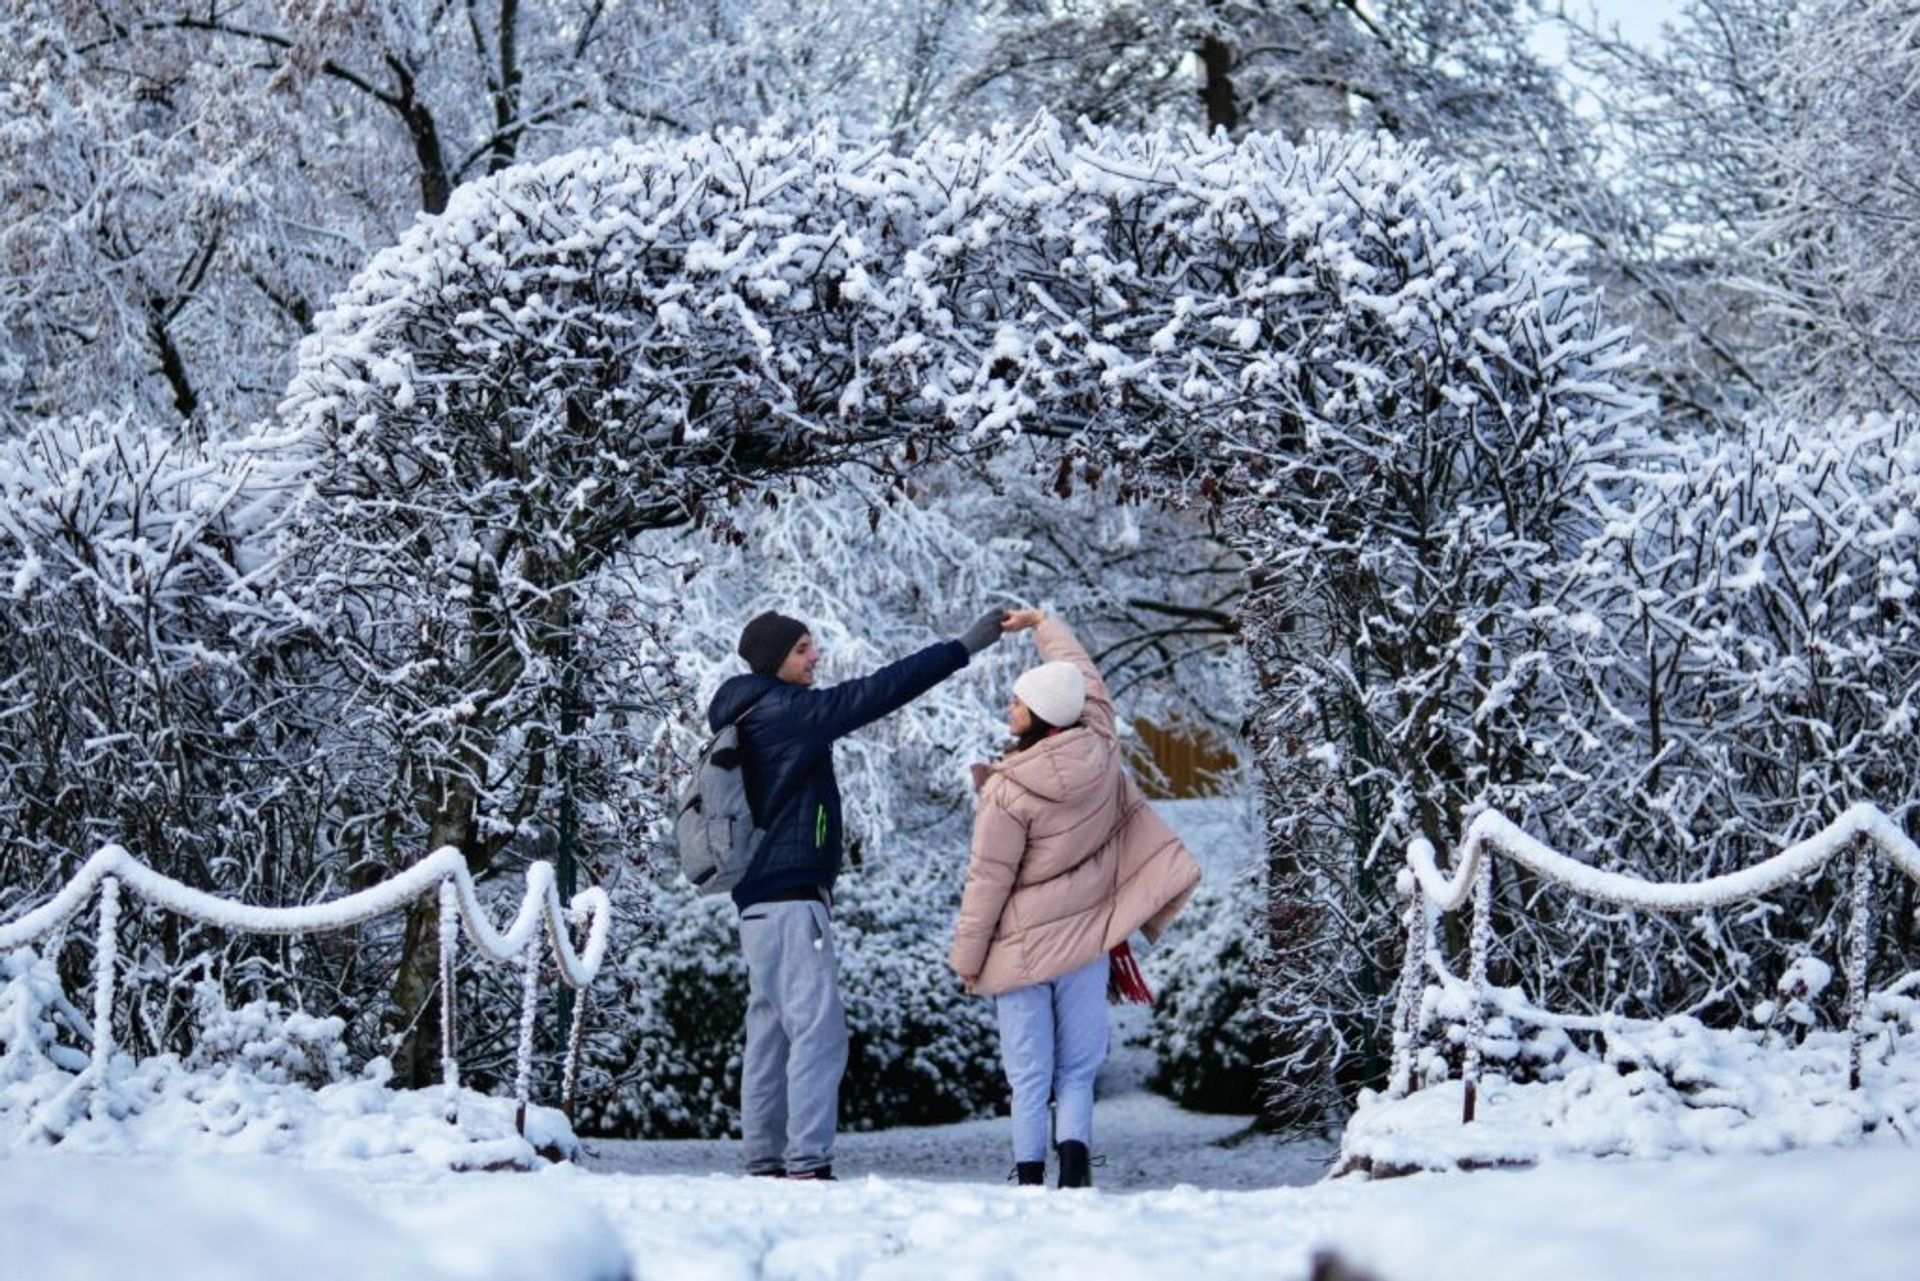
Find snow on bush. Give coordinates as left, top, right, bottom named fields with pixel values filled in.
left=570, top=888, right=745, bottom=1139
left=1, top=949, right=91, bottom=1084
left=1260, top=398, right=1920, bottom=1117
left=183, top=980, right=347, bottom=1088
left=575, top=858, right=1002, bottom=1140
left=1146, top=866, right=1274, bottom=1117
left=5, top=113, right=1631, bottom=1124
left=833, top=857, right=1004, bottom=1129
left=1340, top=991, right=1920, bottom=1178
left=0, top=412, right=327, bottom=1057
left=1, top=947, right=576, bottom=1169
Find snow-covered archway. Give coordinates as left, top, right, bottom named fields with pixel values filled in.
left=281, top=115, right=1637, bottom=1098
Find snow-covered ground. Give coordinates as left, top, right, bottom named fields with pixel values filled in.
left=11, top=996, right=1919, bottom=1281
left=10, top=1134, right=1917, bottom=1281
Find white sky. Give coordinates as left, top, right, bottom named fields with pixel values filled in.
left=1531, top=1, right=1683, bottom=95
left=1579, top=0, right=1681, bottom=49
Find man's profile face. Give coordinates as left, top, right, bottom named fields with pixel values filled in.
left=777, top=633, right=820, bottom=686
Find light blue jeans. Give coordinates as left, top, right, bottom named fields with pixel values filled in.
left=994, top=952, right=1110, bottom=1164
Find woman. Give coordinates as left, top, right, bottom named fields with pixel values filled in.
left=950, top=609, right=1202, bottom=1189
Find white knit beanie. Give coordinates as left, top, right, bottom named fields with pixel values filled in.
left=1013, top=661, right=1086, bottom=728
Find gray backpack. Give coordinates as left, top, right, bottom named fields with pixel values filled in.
left=675, top=699, right=789, bottom=895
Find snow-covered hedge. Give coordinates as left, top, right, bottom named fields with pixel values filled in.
left=1373, top=413, right=1920, bottom=1109
left=575, top=859, right=1002, bottom=1140
left=275, top=112, right=1630, bottom=1119
left=1340, top=991, right=1920, bottom=1177
left=0, top=411, right=334, bottom=1058
left=1146, top=868, right=1274, bottom=1117
left=1, top=947, right=578, bottom=1168
left=2, top=112, right=1644, bottom=1125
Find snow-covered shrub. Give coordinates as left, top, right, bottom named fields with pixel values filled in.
left=184, top=982, right=347, bottom=1088
left=574, top=855, right=1004, bottom=1139
left=834, top=857, right=1002, bottom=1130
left=0, top=949, right=92, bottom=1088
left=274, top=114, right=1625, bottom=1120
left=3, top=949, right=579, bottom=1168
left=570, top=888, right=746, bottom=1139
left=0, top=412, right=331, bottom=1057
left=1146, top=869, right=1275, bottom=1117
left=1342, top=1003, right=1920, bottom=1176
left=1443, top=414, right=1920, bottom=1042
left=1406, top=978, right=1581, bottom=1093
left=1175, top=126, right=1639, bottom=1116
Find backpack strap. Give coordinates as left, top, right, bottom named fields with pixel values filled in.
left=730, top=688, right=808, bottom=857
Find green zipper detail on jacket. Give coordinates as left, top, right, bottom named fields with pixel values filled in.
left=814, top=804, right=828, bottom=848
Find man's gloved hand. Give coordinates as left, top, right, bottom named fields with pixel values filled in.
left=958, top=608, right=1009, bottom=655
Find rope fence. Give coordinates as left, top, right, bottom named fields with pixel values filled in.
left=1392, top=802, right=1920, bottom=1123
left=0, top=844, right=613, bottom=1138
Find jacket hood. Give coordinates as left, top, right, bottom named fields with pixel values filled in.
left=708, top=672, right=780, bottom=731
left=987, top=726, right=1112, bottom=803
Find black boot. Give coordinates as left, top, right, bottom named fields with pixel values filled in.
left=1013, top=1161, right=1045, bottom=1186
left=1056, top=1140, right=1091, bottom=1189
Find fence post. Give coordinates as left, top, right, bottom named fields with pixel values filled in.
left=88, top=876, right=121, bottom=1121
left=1389, top=869, right=1426, bottom=1098
left=437, top=878, right=461, bottom=1123
left=561, top=987, right=590, bottom=1118
left=1845, top=833, right=1878, bottom=1091
left=514, top=934, right=541, bottom=1136
left=1462, top=848, right=1494, bottom=1124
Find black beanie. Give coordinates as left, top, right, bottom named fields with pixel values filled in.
left=738, top=611, right=809, bottom=677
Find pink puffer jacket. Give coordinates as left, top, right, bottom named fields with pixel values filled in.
left=949, top=618, right=1202, bottom=996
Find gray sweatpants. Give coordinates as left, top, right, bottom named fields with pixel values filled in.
left=738, top=898, right=848, bottom=1176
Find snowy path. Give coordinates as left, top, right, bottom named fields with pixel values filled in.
left=582, top=1005, right=1335, bottom=1192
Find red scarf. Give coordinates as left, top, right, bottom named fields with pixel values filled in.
left=1107, top=940, right=1153, bottom=1005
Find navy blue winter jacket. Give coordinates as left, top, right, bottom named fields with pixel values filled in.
left=706, top=639, right=970, bottom=911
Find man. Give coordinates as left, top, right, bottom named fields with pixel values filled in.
left=708, top=606, right=1008, bottom=1180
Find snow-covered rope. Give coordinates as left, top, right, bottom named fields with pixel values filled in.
left=0, top=844, right=614, bottom=1135
left=1403, top=803, right=1920, bottom=914
left=0, top=844, right=613, bottom=983
left=1394, top=804, right=1920, bottom=1123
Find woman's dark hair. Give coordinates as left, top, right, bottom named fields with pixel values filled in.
left=1007, top=711, right=1064, bottom=757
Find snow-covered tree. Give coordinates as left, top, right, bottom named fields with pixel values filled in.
left=0, top=1, right=1006, bottom=430
left=0, top=410, right=330, bottom=1053
left=961, top=1, right=1574, bottom=169
left=275, top=116, right=1635, bottom=1109
left=1559, top=0, right=1920, bottom=423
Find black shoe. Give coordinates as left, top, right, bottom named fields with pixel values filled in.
left=1056, top=1140, right=1091, bottom=1189
left=748, top=1166, right=786, bottom=1178
left=1012, top=1161, right=1045, bottom=1186
left=786, top=1165, right=836, bottom=1181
